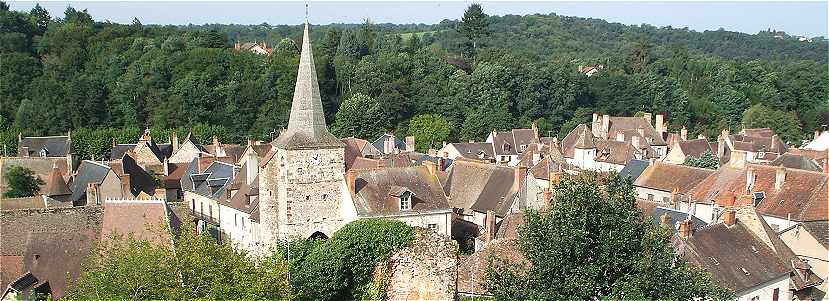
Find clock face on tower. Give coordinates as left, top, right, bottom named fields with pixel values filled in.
left=310, top=153, right=321, bottom=166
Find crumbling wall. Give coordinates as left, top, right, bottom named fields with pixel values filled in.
left=374, top=228, right=458, bottom=301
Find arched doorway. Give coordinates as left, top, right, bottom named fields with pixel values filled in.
left=308, top=231, right=328, bottom=240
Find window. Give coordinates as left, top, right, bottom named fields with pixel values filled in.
left=662, top=196, right=670, bottom=204
left=520, top=145, right=527, bottom=152
left=200, top=202, right=204, bottom=214
left=772, top=288, right=779, bottom=301
left=208, top=205, right=213, bottom=219
left=502, top=143, right=512, bottom=152
left=191, top=199, right=196, bottom=212
left=241, top=217, right=245, bottom=228
left=234, top=214, right=238, bottom=227
left=647, top=194, right=654, bottom=202
left=400, top=192, right=413, bottom=211
left=39, top=149, right=47, bottom=157
left=428, top=224, right=438, bottom=232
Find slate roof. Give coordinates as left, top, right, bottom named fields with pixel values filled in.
left=69, top=160, right=112, bottom=203
left=634, top=162, right=715, bottom=194
left=350, top=166, right=451, bottom=216
left=769, top=153, right=822, bottom=172
left=371, top=134, right=406, bottom=155
left=572, top=124, right=595, bottom=149
left=181, top=158, right=236, bottom=200
left=113, top=153, right=157, bottom=197
left=224, top=167, right=259, bottom=216
left=649, top=206, right=708, bottom=232
left=447, top=142, right=495, bottom=161
left=110, top=144, right=136, bottom=160
left=18, top=136, right=71, bottom=157
left=799, top=221, right=829, bottom=248
left=673, top=222, right=791, bottom=293
left=272, top=22, right=343, bottom=150
left=619, top=159, right=649, bottom=182
left=444, top=161, right=517, bottom=217
left=729, top=133, right=788, bottom=154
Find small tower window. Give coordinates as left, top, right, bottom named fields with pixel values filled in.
left=39, top=149, right=47, bottom=157
left=400, top=191, right=413, bottom=211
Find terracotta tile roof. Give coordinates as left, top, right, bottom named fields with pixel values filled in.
left=101, top=199, right=171, bottom=246
left=594, top=140, right=638, bottom=165
left=495, top=213, right=525, bottom=240
left=0, top=196, right=45, bottom=210
left=606, top=117, right=666, bottom=146
left=0, top=255, right=23, bottom=291
left=676, top=138, right=715, bottom=159
left=351, top=166, right=451, bottom=216
left=800, top=221, right=829, bottom=248
left=634, top=162, right=715, bottom=194
left=689, top=165, right=828, bottom=221
left=0, top=207, right=103, bottom=257
left=20, top=230, right=98, bottom=299
left=673, top=222, right=791, bottom=292
left=742, top=128, right=775, bottom=138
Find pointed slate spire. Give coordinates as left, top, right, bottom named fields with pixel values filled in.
left=573, top=124, right=595, bottom=149
left=273, top=21, right=343, bottom=150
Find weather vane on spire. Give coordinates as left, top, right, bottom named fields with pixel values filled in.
left=305, top=3, right=309, bottom=23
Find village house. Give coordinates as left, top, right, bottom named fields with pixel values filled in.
left=443, top=160, right=529, bottom=231
left=561, top=123, right=657, bottom=172
left=16, top=133, right=74, bottom=169
left=372, top=134, right=413, bottom=155
left=577, top=65, right=604, bottom=77
left=672, top=206, right=823, bottom=300
left=663, top=136, right=719, bottom=165
left=717, top=128, right=789, bottom=164
left=633, top=162, right=716, bottom=217
left=778, top=222, right=829, bottom=297
left=110, top=129, right=174, bottom=173
left=438, top=141, right=496, bottom=163
left=485, top=124, right=541, bottom=166
left=804, top=130, right=829, bottom=151
left=181, top=157, right=237, bottom=239
left=233, top=41, right=273, bottom=56
left=769, top=152, right=823, bottom=172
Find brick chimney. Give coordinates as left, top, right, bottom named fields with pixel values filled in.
left=592, top=113, right=600, bottom=134
left=485, top=210, right=497, bottom=243
left=670, top=186, right=680, bottom=204
left=405, top=136, right=415, bottom=153
left=643, top=113, right=652, bottom=126
left=346, top=170, right=357, bottom=198
left=774, top=166, right=786, bottom=190
left=680, top=126, right=688, bottom=141
left=722, top=210, right=736, bottom=226
left=660, top=213, right=672, bottom=226
left=438, top=152, right=448, bottom=171
left=678, top=219, right=694, bottom=239
left=121, top=174, right=132, bottom=197
left=163, top=157, right=170, bottom=176
left=514, top=166, right=528, bottom=193
left=212, top=135, right=219, bottom=146
left=384, top=136, right=394, bottom=154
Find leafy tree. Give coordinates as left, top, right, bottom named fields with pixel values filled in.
left=485, top=172, right=733, bottom=300
left=3, top=166, right=44, bottom=198
left=0, top=2, right=8, bottom=11
left=684, top=150, right=720, bottom=170
left=290, top=219, right=415, bottom=301
left=331, top=93, right=388, bottom=139
left=406, top=114, right=452, bottom=152
left=274, top=37, right=299, bottom=55
left=460, top=3, right=488, bottom=56
left=558, top=107, right=593, bottom=139
left=741, top=103, right=802, bottom=145
left=29, top=3, right=50, bottom=35
left=69, top=223, right=291, bottom=299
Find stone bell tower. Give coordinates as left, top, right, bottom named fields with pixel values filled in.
left=259, top=21, right=347, bottom=246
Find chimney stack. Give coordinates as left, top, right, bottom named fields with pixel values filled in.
left=601, top=114, right=610, bottom=139
left=655, top=114, right=665, bottom=133
left=246, top=152, right=258, bottom=185
left=815, top=129, right=821, bottom=140
left=643, top=113, right=653, bottom=126
left=774, top=166, right=786, bottom=190
left=531, top=122, right=540, bottom=142
left=660, top=213, right=672, bottom=226
left=722, top=210, right=736, bottom=226
left=632, top=136, right=641, bottom=150
left=405, top=136, right=415, bottom=153
left=678, top=219, right=694, bottom=239
left=163, top=157, right=170, bottom=176
left=171, top=132, right=179, bottom=152
left=616, top=132, right=625, bottom=142
left=384, top=136, right=394, bottom=154
left=438, top=152, right=447, bottom=171
left=681, top=126, right=688, bottom=141
left=346, top=170, right=357, bottom=198
left=514, top=165, right=528, bottom=193
left=746, top=168, right=756, bottom=192
left=485, top=210, right=497, bottom=243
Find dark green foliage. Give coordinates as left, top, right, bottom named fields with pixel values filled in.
left=3, top=165, right=44, bottom=198
left=331, top=93, right=389, bottom=139
left=684, top=149, right=720, bottom=170
left=742, top=103, right=803, bottom=145
left=406, top=114, right=452, bottom=152
left=68, top=223, right=291, bottom=299
left=484, top=172, right=734, bottom=300
left=289, top=219, right=415, bottom=301
left=0, top=5, right=824, bottom=150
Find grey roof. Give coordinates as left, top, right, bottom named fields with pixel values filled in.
left=770, top=153, right=822, bottom=172
left=272, top=22, right=343, bottom=150
left=18, top=136, right=71, bottom=157
left=449, top=142, right=495, bottom=160
left=119, top=153, right=157, bottom=196
left=181, top=158, right=236, bottom=200
left=69, top=161, right=112, bottom=203
left=110, top=144, right=136, bottom=160
left=445, top=161, right=517, bottom=217
left=371, top=134, right=406, bottom=154
left=650, top=207, right=707, bottom=232
left=619, top=159, right=649, bottom=182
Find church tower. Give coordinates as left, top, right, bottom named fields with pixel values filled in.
left=259, top=21, right=347, bottom=245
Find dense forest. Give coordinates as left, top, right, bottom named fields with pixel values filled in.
left=1, top=2, right=827, bottom=158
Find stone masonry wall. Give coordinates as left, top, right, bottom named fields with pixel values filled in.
left=374, top=228, right=459, bottom=301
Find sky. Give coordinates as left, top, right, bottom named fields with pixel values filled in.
left=7, top=1, right=828, bottom=37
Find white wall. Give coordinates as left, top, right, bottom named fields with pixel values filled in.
left=761, top=214, right=796, bottom=232
left=736, top=274, right=790, bottom=301
left=367, top=210, right=453, bottom=238
left=219, top=204, right=264, bottom=257
left=677, top=201, right=719, bottom=224
left=635, top=187, right=673, bottom=205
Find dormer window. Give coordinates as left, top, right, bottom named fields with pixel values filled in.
left=389, top=186, right=414, bottom=211
left=39, top=149, right=47, bottom=157
left=520, top=145, right=527, bottom=152
left=502, top=143, right=512, bottom=152
left=478, top=151, right=486, bottom=159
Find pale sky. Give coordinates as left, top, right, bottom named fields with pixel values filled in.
left=7, top=1, right=828, bottom=37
